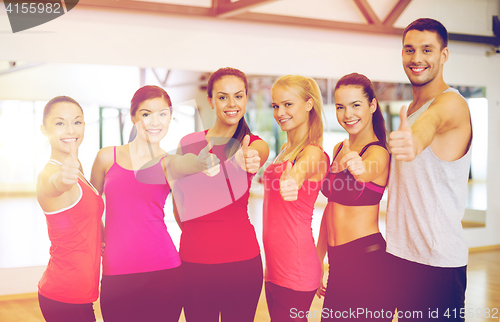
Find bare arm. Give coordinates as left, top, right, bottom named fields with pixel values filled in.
left=280, top=145, right=328, bottom=201
left=339, top=139, right=390, bottom=184
left=90, top=147, right=114, bottom=249
left=389, top=92, right=471, bottom=161
left=90, top=147, right=114, bottom=195
left=316, top=203, right=332, bottom=298
left=234, top=135, right=270, bottom=173
left=288, top=145, right=329, bottom=188
left=39, top=142, right=81, bottom=198
left=172, top=196, right=183, bottom=230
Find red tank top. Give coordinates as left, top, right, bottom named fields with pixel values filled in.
left=262, top=150, right=329, bottom=292
left=174, top=130, right=260, bottom=264
left=38, top=164, right=104, bottom=304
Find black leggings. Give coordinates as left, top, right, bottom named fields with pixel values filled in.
left=100, top=266, right=183, bottom=322
left=38, top=293, right=95, bottom=322
left=322, top=233, right=393, bottom=321
left=265, top=281, right=316, bottom=322
left=182, top=254, right=263, bottom=322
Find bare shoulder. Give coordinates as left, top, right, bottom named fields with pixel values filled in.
left=36, top=162, right=62, bottom=200
left=37, top=163, right=59, bottom=188
left=95, top=146, right=115, bottom=164
left=299, top=145, right=328, bottom=162
left=249, top=138, right=269, bottom=150
left=362, top=144, right=390, bottom=163
left=430, top=91, right=469, bottom=117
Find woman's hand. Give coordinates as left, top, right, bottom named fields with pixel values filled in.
left=280, top=162, right=298, bottom=201
left=235, top=135, right=261, bottom=174
left=316, top=268, right=326, bottom=298
left=339, top=139, right=365, bottom=176
left=196, top=140, right=220, bottom=177
left=53, top=142, right=80, bottom=192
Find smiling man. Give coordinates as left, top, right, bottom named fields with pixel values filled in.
left=387, top=18, right=472, bottom=321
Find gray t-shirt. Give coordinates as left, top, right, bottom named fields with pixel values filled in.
left=386, top=87, right=471, bottom=267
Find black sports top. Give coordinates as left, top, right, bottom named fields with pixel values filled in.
left=321, top=141, right=387, bottom=206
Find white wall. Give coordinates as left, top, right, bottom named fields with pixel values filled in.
left=0, top=3, right=499, bottom=295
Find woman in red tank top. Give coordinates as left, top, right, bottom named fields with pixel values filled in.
left=262, top=75, right=329, bottom=322
left=36, top=96, right=104, bottom=322
left=317, top=73, right=392, bottom=320
left=174, top=67, right=269, bottom=322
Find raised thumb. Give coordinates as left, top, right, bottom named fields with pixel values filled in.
left=241, top=134, right=250, bottom=151
left=342, top=139, right=350, bottom=154
left=398, top=105, right=410, bottom=130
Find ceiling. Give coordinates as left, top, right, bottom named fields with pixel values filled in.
left=77, top=0, right=500, bottom=45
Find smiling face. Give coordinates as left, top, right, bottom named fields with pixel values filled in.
left=131, top=97, right=171, bottom=143
left=42, top=102, right=85, bottom=156
left=335, top=85, right=376, bottom=137
left=208, top=76, right=247, bottom=127
left=402, top=30, right=448, bottom=87
left=272, top=86, right=312, bottom=133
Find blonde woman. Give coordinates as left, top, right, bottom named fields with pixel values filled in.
left=263, top=75, right=329, bottom=321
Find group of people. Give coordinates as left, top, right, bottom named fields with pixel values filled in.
left=35, top=18, right=472, bottom=322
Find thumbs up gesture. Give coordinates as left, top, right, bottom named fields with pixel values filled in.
left=197, top=139, right=221, bottom=177
left=60, top=141, right=81, bottom=186
left=339, top=139, right=365, bottom=176
left=389, top=106, right=416, bottom=161
left=236, top=135, right=261, bottom=174
left=280, top=162, right=298, bottom=201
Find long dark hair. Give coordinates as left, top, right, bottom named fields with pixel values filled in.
left=207, top=67, right=252, bottom=158
left=335, top=73, right=387, bottom=146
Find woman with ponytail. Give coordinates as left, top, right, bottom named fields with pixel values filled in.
left=262, top=75, right=329, bottom=321
left=317, top=73, right=392, bottom=320
left=37, top=96, right=103, bottom=322
left=173, top=67, right=269, bottom=322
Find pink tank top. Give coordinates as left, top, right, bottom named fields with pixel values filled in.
left=102, top=147, right=181, bottom=275
left=263, top=151, right=328, bottom=292
left=39, top=160, right=104, bottom=304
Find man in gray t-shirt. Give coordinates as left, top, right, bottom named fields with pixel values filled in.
left=387, top=18, right=472, bottom=321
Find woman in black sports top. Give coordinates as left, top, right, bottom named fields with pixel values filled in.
left=317, top=73, right=393, bottom=320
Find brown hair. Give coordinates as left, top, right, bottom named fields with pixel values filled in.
left=130, top=85, right=172, bottom=116
left=42, top=96, right=83, bottom=125
left=335, top=72, right=387, bottom=147
left=207, top=67, right=252, bottom=158
left=403, top=18, right=448, bottom=49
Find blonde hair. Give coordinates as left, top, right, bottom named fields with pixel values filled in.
left=272, top=75, right=324, bottom=162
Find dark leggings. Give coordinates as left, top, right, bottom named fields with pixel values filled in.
left=322, top=233, right=393, bottom=321
left=38, top=293, right=95, bottom=322
left=265, top=281, right=316, bottom=322
left=182, top=254, right=263, bottom=322
left=100, top=266, right=183, bottom=322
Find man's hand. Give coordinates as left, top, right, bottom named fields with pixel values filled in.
left=389, top=106, right=417, bottom=161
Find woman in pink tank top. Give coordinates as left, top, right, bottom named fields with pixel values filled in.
left=262, top=75, right=329, bottom=321
left=317, top=73, right=392, bottom=320
left=36, top=96, right=104, bottom=322
left=90, top=86, right=219, bottom=322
